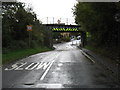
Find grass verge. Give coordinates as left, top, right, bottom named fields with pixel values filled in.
left=84, top=45, right=118, bottom=60
left=2, top=47, right=53, bottom=64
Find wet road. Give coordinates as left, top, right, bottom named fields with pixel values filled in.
left=2, top=40, right=118, bottom=88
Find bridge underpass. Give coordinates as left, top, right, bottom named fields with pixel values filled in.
left=43, top=24, right=87, bottom=48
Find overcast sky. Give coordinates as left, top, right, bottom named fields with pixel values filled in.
left=18, top=0, right=77, bottom=24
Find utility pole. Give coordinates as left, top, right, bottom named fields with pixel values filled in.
left=53, top=17, right=54, bottom=24
left=60, top=18, right=61, bottom=22
left=66, top=18, right=68, bottom=25
left=47, top=17, right=48, bottom=24
left=27, top=25, right=32, bottom=48
left=29, top=31, right=30, bottom=48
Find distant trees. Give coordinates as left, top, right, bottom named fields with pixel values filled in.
left=2, top=2, right=52, bottom=53
left=73, top=2, right=120, bottom=47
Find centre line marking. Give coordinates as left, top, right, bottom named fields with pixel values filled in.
left=40, top=60, right=55, bottom=80
left=40, top=53, right=60, bottom=80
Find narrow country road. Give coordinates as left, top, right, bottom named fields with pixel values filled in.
left=2, top=40, right=118, bottom=88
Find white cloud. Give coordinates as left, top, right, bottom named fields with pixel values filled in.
left=0, top=0, right=17, bottom=2
left=18, top=0, right=77, bottom=24
left=77, top=0, right=119, bottom=2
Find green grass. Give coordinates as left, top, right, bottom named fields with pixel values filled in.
left=84, top=45, right=118, bottom=60
left=84, top=45, right=108, bottom=56
left=2, top=47, right=53, bottom=64
left=84, top=45, right=97, bottom=52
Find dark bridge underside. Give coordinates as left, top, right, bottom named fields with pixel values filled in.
left=43, top=24, right=87, bottom=47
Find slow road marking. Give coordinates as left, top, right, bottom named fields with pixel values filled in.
left=5, top=62, right=53, bottom=71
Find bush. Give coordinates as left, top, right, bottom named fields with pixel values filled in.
left=31, top=40, right=39, bottom=48
left=3, top=48, right=10, bottom=54
left=61, top=37, right=70, bottom=42
left=7, top=40, right=28, bottom=50
left=19, top=40, right=28, bottom=48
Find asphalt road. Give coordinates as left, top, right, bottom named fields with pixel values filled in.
left=2, top=40, right=118, bottom=88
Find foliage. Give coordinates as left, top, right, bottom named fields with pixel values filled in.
left=3, top=47, right=53, bottom=64
left=61, top=37, right=70, bottom=42
left=73, top=2, right=120, bottom=47
left=2, top=2, right=52, bottom=53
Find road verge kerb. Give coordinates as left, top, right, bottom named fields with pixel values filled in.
left=81, top=50, right=95, bottom=63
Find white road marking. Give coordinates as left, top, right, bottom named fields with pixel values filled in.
left=5, top=63, right=19, bottom=70
left=14, top=62, right=27, bottom=70
left=58, top=63, right=63, bottom=67
left=5, top=52, right=61, bottom=71
left=40, top=53, right=60, bottom=80
left=40, top=60, right=55, bottom=80
left=25, top=62, right=39, bottom=70
left=4, top=62, right=53, bottom=71
left=56, top=67, right=61, bottom=70
left=36, top=62, right=51, bottom=70
left=40, top=52, right=58, bottom=62
left=81, top=50, right=95, bottom=63
left=35, top=83, right=63, bottom=88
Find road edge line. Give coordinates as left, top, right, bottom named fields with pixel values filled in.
left=81, top=50, right=95, bottom=63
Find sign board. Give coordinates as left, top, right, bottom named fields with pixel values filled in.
left=27, top=25, right=32, bottom=31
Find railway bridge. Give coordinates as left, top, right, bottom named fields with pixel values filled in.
left=43, top=24, right=87, bottom=48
